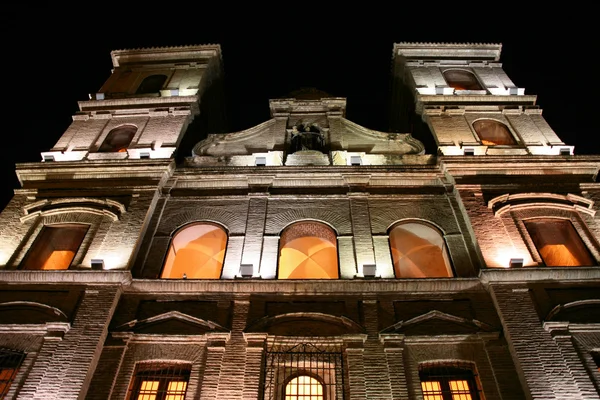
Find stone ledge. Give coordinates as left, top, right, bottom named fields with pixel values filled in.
left=479, top=267, right=600, bottom=284
left=125, top=278, right=484, bottom=294
left=0, top=270, right=132, bottom=285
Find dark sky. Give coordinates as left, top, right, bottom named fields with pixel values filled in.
left=2, top=10, right=597, bottom=211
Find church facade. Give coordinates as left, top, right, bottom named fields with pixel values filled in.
left=0, top=42, right=598, bottom=399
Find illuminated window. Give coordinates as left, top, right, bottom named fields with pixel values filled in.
left=389, top=221, right=453, bottom=278
left=443, top=69, right=484, bottom=91
left=0, top=349, right=25, bottom=398
left=98, top=125, right=137, bottom=153
left=263, top=343, right=344, bottom=400
left=472, top=120, right=517, bottom=146
left=22, top=224, right=88, bottom=270
left=278, top=221, right=339, bottom=279
left=524, top=219, right=595, bottom=267
left=136, top=74, right=167, bottom=94
left=285, top=375, right=324, bottom=400
left=419, top=364, right=483, bottom=400
left=127, top=362, right=190, bottom=400
left=161, top=222, right=227, bottom=279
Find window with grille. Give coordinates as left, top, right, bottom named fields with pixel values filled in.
left=127, top=362, right=191, bottom=400
left=419, top=363, right=483, bottom=400
left=0, top=348, right=25, bottom=398
left=263, top=342, right=345, bottom=400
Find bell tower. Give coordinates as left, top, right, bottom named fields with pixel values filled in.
left=390, top=42, right=572, bottom=156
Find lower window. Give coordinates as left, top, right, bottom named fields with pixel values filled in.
left=0, top=348, right=26, bottom=398
left=127, top=362, right=191, bottom=400
left=419, top=363, right=483, bottom=400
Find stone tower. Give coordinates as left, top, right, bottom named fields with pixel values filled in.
left=0, top=42, right=598, bottom=400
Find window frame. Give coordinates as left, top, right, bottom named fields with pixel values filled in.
left=471, top=118, right=520, bottom=147
left=276, top=220, right=341, bottom=280
left=441, top=68, right=487, bottom=93
left=126, top=361, right=191, bottom=400
left=97, top=124, right=138, bottom=153
left=135, top=74, right=168, bottom=95
left=159, top=221, right=229, bottom=279
left=419, top=363, right=483, bottom=400
left=19, top=223, right=90, bottom=271
left=387, top=220, right=454, bottom=279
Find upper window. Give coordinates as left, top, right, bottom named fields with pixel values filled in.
left=419, top=363, right=483, bottom=400
left=98, top=125, right=137, bottom=153
left=389, top=221, right=453, bottom=278
left=278, top=221, right=339, bottom=279
left=136, top=74, right=167, bottom=94
left=127, top=362, right=190, bottom=400
left=472, top=119, right=517, bottom=146
left=443, top=69, right=484, bottom=91
left=0, top=348, right=25, bottom=398
left=161, top=222, right=227, bottom=279
left=22, top=224, right=88, bottom=270
left=524, top=218, right=596, bottom=267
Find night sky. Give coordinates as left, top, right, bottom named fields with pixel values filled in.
left=2, top=10, right=597, bottom=211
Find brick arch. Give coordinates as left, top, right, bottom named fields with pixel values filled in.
left=371, top=207, right=458, bottom=235
left=266, top=209, right=351, bottom=235
left=156, top=207, right=242, bottom=236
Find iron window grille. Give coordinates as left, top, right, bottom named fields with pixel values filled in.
left=419, top=362, right=483, bottom=400
left=263, top=342, right=345, bottom=400
left=126, top=362, right=191, bottom=400
left=0, top=348, right=26, bottom=398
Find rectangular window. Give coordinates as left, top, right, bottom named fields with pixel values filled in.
left=22, top=224, right=89, bottom=270
left=419, top=363, right=483, bottom=400
left=127, top=362, right=190, bottom=400
left=524, top=219, right=595, bottom=267
left=0, top=348, right=25, bottom=398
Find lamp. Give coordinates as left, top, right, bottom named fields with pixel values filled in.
left=240, top=264, right=254, bottom=278
left=362, top=264, right=377, bottom=278
left=91, top=259, right=104, bottom=270
left=509, top=258, right=524, bottom=268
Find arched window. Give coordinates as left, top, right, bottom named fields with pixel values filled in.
left=285, top=375, right=324, bottom=400
left=22, top=224, right=89, bottom=270
left=98, top=125, right=137, bottom=152
left=136, top=74, right=167, bottom=94
left=443, top=69, right=484, bottom=91
left=472, top=119, right=517, bottom=146
left=389, top=221, right=452, bottom=278
left=161, top=222, right=227, bottom=279
left=524, top=218, right=595, bottom=267
left=278, top=221, right=339, bottom=279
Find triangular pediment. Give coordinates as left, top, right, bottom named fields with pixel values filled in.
left=381, top=310, right=494, bottom=336
left=115, top=311, right=228, bottom=335
left=245, top=312, right=364, bottom=336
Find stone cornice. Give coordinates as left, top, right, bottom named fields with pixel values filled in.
left=0, top=270, right=132, bottom=285
left=393, top=42, right=502, bottom=62
left=479, top=267, right=600, bottom=284
left=78, top=95, right=200, bottom=113
left=110, top=44, right=222, bottom=67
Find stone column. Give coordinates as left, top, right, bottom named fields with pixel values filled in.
left=490, top=284, right=588, bottom=399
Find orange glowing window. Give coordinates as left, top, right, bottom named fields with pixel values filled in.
left=524, top=219, right=595, bottom=267
left=278, top=221, right=339, bottom=279
left=136, top=74, right=168, bottom=95
left=0, top=349, right=25, bottom=398
left=98, top=125, right=137, bottom=153
left=22, top=224, right=88, bottom=270
left=472, top=120, right=517, bottom=146
left=443, top=69, right=484, bottom=91
left=285, top=375, right=324, bottom=400
left=419, top=365, right=482, bottom=400
left=127, top=363, right=190, bottom=400
left=389, top=222, right=452, bottom=278
left=161, top=223, right=227, bottom=279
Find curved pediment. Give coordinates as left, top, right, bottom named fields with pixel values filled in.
left=336, top=119, right=424, bottom=155
left=0, top=301, right=68, bottom=324
left=245, top=312, right=364, bottom=336
left=381, top=310, right=494, bottom=336
left=115, top=311, right=228, bottom=335
left=546, top=300, right=600, bottom=323
left=192, top=119, right=279, bottom=158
